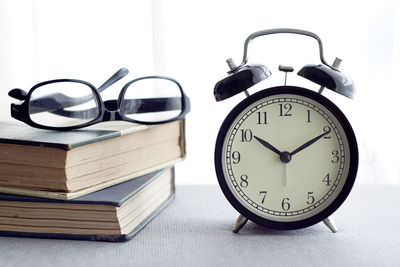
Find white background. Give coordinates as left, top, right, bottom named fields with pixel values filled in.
left=0, top=0, right=399, bottom=184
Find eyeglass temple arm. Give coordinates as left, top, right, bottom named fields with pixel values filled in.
left=41, top=67, right=129, bottom=108
left=44, top=97, right=182, bottom=119
left=8, top=88, right=27, bottom=100
left=9, top=89, right=73, bottom=115
left=40, top=68, right=129, bottom=108
left=123, top=97, right=182, bottom=114
left=11, top=68, right=130, bottom=114
left=98, top=67, right=129, bottom=92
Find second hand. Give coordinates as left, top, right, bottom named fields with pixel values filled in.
left=284, top=163, right=287, bottom=187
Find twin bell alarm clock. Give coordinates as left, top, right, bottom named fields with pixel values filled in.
left=213, top=28, right=358, bottom=233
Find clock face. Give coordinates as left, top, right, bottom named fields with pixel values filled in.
left=215, top=86, right=358, bottom=229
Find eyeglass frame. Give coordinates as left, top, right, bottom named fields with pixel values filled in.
left=9, top=68, right=190, bottom=130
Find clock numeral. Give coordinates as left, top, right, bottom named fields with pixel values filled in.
left=306, top=109, right=311, bottom=123
left=259, top=191, right=267, bottom=204
left=279, top=103, right=292, bottom=117
left=240, top=174, right=248, bottom=188
left=231, top=151, right=241, bottom=164
left=281, top=197, right=290, bottom=211
left=257, top=111, right=268, bottom=124
left=331, top=150, right=339, bottom=163
left=323, top=126, right=331, bottom=139
left=240, top=129, right=253, bottom=142
left=307, top=191, right=315, bottom=204
left=322, top=173, right=330, bottom=185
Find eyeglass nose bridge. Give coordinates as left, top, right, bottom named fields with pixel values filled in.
left=102, top=100, right=123, bottom=121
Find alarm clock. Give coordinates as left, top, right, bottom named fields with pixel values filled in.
left=214, top=28, right=358, bottom=233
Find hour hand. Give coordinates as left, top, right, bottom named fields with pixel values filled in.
left=253, top=135, right=281, bottom=156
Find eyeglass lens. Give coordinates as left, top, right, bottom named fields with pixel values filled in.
left=28, top=81, right=100, bottom=128
left=122, top=78, right=183, bottom=123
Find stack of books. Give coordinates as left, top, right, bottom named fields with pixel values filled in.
left=0, top=119, right=186, bottom=242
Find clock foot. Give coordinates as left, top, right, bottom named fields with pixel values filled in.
left=232, top=214, right=248, bottom=233
left=323, top=216, right=338, bottom=233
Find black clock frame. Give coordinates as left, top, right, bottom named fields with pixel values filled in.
left=214, top=86, right=358, bottom=230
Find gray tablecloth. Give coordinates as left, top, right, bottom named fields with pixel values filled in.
left=0, top=185, right=399, bottom=267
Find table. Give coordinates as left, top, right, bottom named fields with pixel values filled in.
left=0, top=185, right=399, bottom=266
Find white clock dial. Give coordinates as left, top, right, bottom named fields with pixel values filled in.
left=221, top=92, right=351, bottom=222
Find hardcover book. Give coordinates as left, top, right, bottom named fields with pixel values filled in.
left=0, top=167, right=174, bottom=242
left=0, top=120, right=185, bottom=199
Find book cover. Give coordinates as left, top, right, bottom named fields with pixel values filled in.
left=0, top=120, right=185, bottom=150
left=0, top=168, right=175, bottom=242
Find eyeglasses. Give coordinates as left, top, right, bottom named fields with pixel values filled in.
left=8, top=68, right=190, bottom=130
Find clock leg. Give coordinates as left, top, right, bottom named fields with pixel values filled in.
left=232, top=214, right=248, bottom=233
left=323, top=216, right=338, bottom=233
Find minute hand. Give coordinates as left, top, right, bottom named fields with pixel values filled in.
left=290, top=130, right=331, bottom=156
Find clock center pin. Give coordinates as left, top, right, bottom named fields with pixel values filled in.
left=280, top=151, right=292, bottom=163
